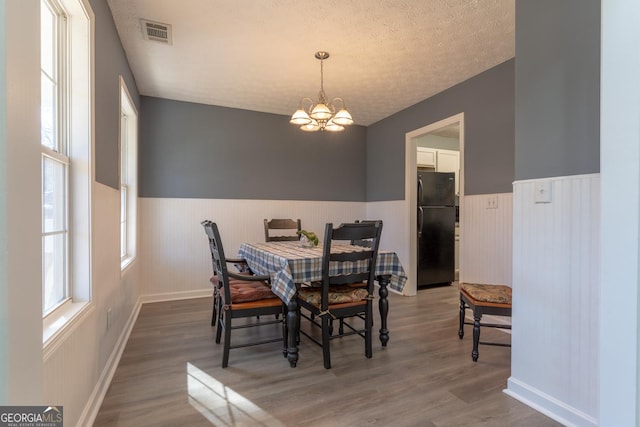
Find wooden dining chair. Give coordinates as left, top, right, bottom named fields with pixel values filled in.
left=352, top=219, right=383, bottom=248
left=264, top=218, right=301, bottom=242
left=201, top=220, right=286, bottom=368
left=344, top=220, right=384, bottom=331
left=201, top=221, right=253, bottom=327
left=458, top=282, right=512, bottom=362
left=297, top=221, right=383, bottom=369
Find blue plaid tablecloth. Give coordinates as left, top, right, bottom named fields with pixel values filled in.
left=237, top=241, right=407, bottom=304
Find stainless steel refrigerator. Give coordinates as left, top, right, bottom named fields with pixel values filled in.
left=417, top=171, right=456, bottom=286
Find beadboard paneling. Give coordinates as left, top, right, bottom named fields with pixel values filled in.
left=506, top=174, right=599, bottom=427
left=366, top=200, right=412, bottom=293
left=461, top=193, right=513, bottom=285
left=140, top=195, right=516, bottom=299
left=43, top=310, right=98, bottom=423
left=139, top=198, right=366, bottom=296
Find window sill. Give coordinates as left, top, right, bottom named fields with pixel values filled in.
left=121, top=255, right=136, bottom=272
left=43, top=300, right=94, bottom=358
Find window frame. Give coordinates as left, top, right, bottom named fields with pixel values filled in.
left=119, top=77, right=138, bottom=271
left=41, top=0, right=94, bottom=346
left=41, top=0, right=71, bottom=317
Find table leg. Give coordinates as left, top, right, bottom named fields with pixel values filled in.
left=286, top=299, right=299, bottom=367
left=377, top=274, right=390, bottom=346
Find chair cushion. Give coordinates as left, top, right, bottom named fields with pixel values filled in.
left=210, top=272, right=252, bottom=288
left=222, top=280, right=279, bottom=303
left=298, top=286, right=369, bottom=306
left=460, top=283, right=512, bottom=304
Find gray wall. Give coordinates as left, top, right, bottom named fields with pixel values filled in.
left=515, top=0, right=600, bottom=179
left=92, top=0, right=139, bottom=189
left=139, top=96, right=368, bottom=201
left=367, top=59, right=515, bottom=201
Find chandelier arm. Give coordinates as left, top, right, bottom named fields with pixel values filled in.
left=299, top=97, right=315, bottom=112
left=331, top=97, right=346, bottom=109
left=325, top=103, right=336, bottom=114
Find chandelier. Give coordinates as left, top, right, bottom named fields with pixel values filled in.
left=290, top=51, right=354, bottom=132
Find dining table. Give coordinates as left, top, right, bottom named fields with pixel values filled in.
left=237, top=241, right=407, bottom=367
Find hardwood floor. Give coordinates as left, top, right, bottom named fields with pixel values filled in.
left=93, top=285, right=561, bottom=427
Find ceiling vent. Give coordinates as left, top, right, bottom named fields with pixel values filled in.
left=141, top=19, right=172, bottom=45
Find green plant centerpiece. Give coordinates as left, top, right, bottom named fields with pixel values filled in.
left=297, top=229, right=319, bottom=247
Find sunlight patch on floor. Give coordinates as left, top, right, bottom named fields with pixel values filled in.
left=187, top=363, right=285, bottom=427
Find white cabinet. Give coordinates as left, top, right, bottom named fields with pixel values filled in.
left=417, top=147, right=460, bottom=194
left=417, top=147, right=436, bottom=168
left=435, top=149, right=460, bottom=196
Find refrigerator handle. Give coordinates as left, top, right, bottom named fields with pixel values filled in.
left=418, top=177, right=423, bottom=205
left=417, top=206, right=423, bottom=237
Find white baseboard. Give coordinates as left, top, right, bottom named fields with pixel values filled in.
left=76, top=296, right=143, bottom=427
left=504, top=377, right=597, bottom=427
left=141, top=289, right=212, bottom=304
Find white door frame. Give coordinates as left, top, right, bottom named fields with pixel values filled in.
left=404, top=112, right=465, bottom=295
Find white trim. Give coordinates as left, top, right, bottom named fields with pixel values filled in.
left=141, top=289, right=213, bottom=304
left=41, top=0, right=93, bottom=338
left=119, top=75, right=138, bottom=270
left=41, top=0, right=72, bottom=316
left=512, top=172, right=600, bottom=185
left=42, top=301, right=93, bottom=354
left=505, top=378, right=597, bottom=427
left=405, top=113, right=465, bottom=295
left=120, top=255, right=135, bottom=272
left=600, top=0, right=640, bottom=423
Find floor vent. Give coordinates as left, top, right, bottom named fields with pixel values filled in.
left=141, top=19, right=172, bottom=45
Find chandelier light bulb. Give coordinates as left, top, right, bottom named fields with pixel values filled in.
left=300, top=118, right=320, bottom=132
left=290, top=108, right=312, bottom=125
left=324, top=119, right=344, bottom=132
left=332, top=108, right=353, bottom=126
left=310, top=103, right=332, bottom=120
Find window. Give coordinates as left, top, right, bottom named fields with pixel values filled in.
left=40, top=0, right=92, bottom=340
left=120, top=78, right=138, bottom=269
left=41, top=0, right=69, bottom=315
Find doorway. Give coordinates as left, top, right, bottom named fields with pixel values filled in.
left=404, top=113, right=464, bottom=296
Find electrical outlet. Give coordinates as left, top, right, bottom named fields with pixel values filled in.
left=107, top=308, right=112, bottom=330
left=486, top=195, right=498, bottom=209
left=535, top=181, right=552, bottom=203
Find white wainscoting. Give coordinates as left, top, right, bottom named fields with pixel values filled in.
left=461, top=193, right=513, bottom=286
left=139, top=198, right=367, bottom=297
left=140, top=195, right=516, bottom=299
left=366, top=200, right=412, bottom=294
left=506, top=174, right=599, bottom=427
left=42, top=306, right=97, bottom=425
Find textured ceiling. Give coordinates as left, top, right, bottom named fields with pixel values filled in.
left=106, top=0, right=514, bottom=126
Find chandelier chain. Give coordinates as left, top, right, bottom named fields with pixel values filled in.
left=318, top=56, right=326, bottom=103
